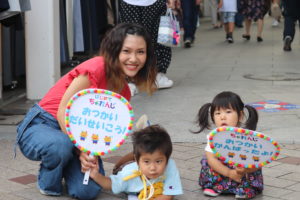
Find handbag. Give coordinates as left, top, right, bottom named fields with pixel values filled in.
left=157, top=8, right=181, bottom=47
left=270, top=3, right=281, bottom=19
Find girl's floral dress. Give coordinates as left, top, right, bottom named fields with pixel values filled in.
left=199, top=155, right=263, bottom=199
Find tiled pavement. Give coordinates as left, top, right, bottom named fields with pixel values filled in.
left=1, top=140, right=300, bottom=200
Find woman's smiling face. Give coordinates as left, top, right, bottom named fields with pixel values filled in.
left=119, top=35, right=147, bottom=77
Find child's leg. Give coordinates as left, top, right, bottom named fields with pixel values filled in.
left=235, top=169, right=264, bottom=198
left=199, top=156, right=264, bottom=197
left=224, top=23, right=229, bottom=34
left=228, top=22, right=235, bottom=34
left=227, top=13, right=236, bottom=35
left=199, top=157, right=229, bottom=193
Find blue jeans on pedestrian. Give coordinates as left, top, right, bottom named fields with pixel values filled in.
left=235, top=0, right=244, bottom=27
left=15, top=104, right=104, bottom=199
left=181, top=0, right=199, bottom=42
left=283, top=15, right=300, bottom=41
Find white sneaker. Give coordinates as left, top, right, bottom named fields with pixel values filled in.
left=156, top=73, right=173, bottom=89
left=39, top=189, right=60, bottom=196
left=272, top=20, right=279, bottom=27
left=128, top=83, right=138, bottom=96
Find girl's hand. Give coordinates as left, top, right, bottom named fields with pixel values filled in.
left=196, top=0, right=201, bottom=5
left=79, top=152, right=97, bottom=173
left=244, top=167, right=261, bottom=174
left=236, top=167, right=247, bottom=176
left=228, top=169, right=243, bottom=183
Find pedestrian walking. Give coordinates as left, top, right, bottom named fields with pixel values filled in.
left=282, top=0, right=300, bottom=51
left=207, top=0, right=222, bottom=28
left=181, top=0, right=201, bottom=48
left=218, top=0, right=237, bottom=43
left=239, top=0, right=271, bottom=42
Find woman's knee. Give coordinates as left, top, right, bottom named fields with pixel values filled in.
left=41, top=135, right=74, bottom=168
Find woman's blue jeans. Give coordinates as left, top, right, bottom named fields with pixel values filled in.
left=16, top=104, right=104, bottom=199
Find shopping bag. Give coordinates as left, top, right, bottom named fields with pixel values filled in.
left=157, top=8, right=181, bottom=47
left=270, top=3, right=281, bottom=19
left=7, top=0, right=31, bottom=12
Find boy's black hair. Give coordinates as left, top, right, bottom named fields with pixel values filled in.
left=132, top=124, right=172, bottom=162
left=194, top=91, right=258, bottom=133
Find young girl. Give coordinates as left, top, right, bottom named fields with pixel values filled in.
left=85, top=125, right=183, bottom=199
left=195, top=91, right=263, bottom=199
left=15, top=23, right=157, bottom=199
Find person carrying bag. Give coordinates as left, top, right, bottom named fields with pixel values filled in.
left=157, top=8, right=181, bottom=47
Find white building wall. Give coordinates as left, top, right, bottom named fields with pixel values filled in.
left=25, top=0, right=60, bottom=100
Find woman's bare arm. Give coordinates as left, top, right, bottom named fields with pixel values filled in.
left=57, top=75, right=90, bottom=133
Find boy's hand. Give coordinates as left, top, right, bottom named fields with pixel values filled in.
left=89, top=159, right=100, bottom=179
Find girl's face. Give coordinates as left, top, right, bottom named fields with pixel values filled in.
left=213, top=107, right=242, bottom=127
left=119, top=35, right=147, bottom=78
left=137, top=150, right=167, bottom=180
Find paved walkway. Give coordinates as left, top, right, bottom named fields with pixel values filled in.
left=1, top=16, right=300, bottom=199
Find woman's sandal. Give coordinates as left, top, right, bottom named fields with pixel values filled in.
left=242, top=34, right=250, bottom=40
left=257, top=36, right=263, bottom=42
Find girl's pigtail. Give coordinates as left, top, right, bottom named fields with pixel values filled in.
left=193, top=103, right=212, bottom=133
left=244, top=105, right=259, bottom=131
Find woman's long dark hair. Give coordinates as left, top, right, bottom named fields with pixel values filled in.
left=194, top=91, right=258, bottom=133
left=99, top=23, right=157, bottom=94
